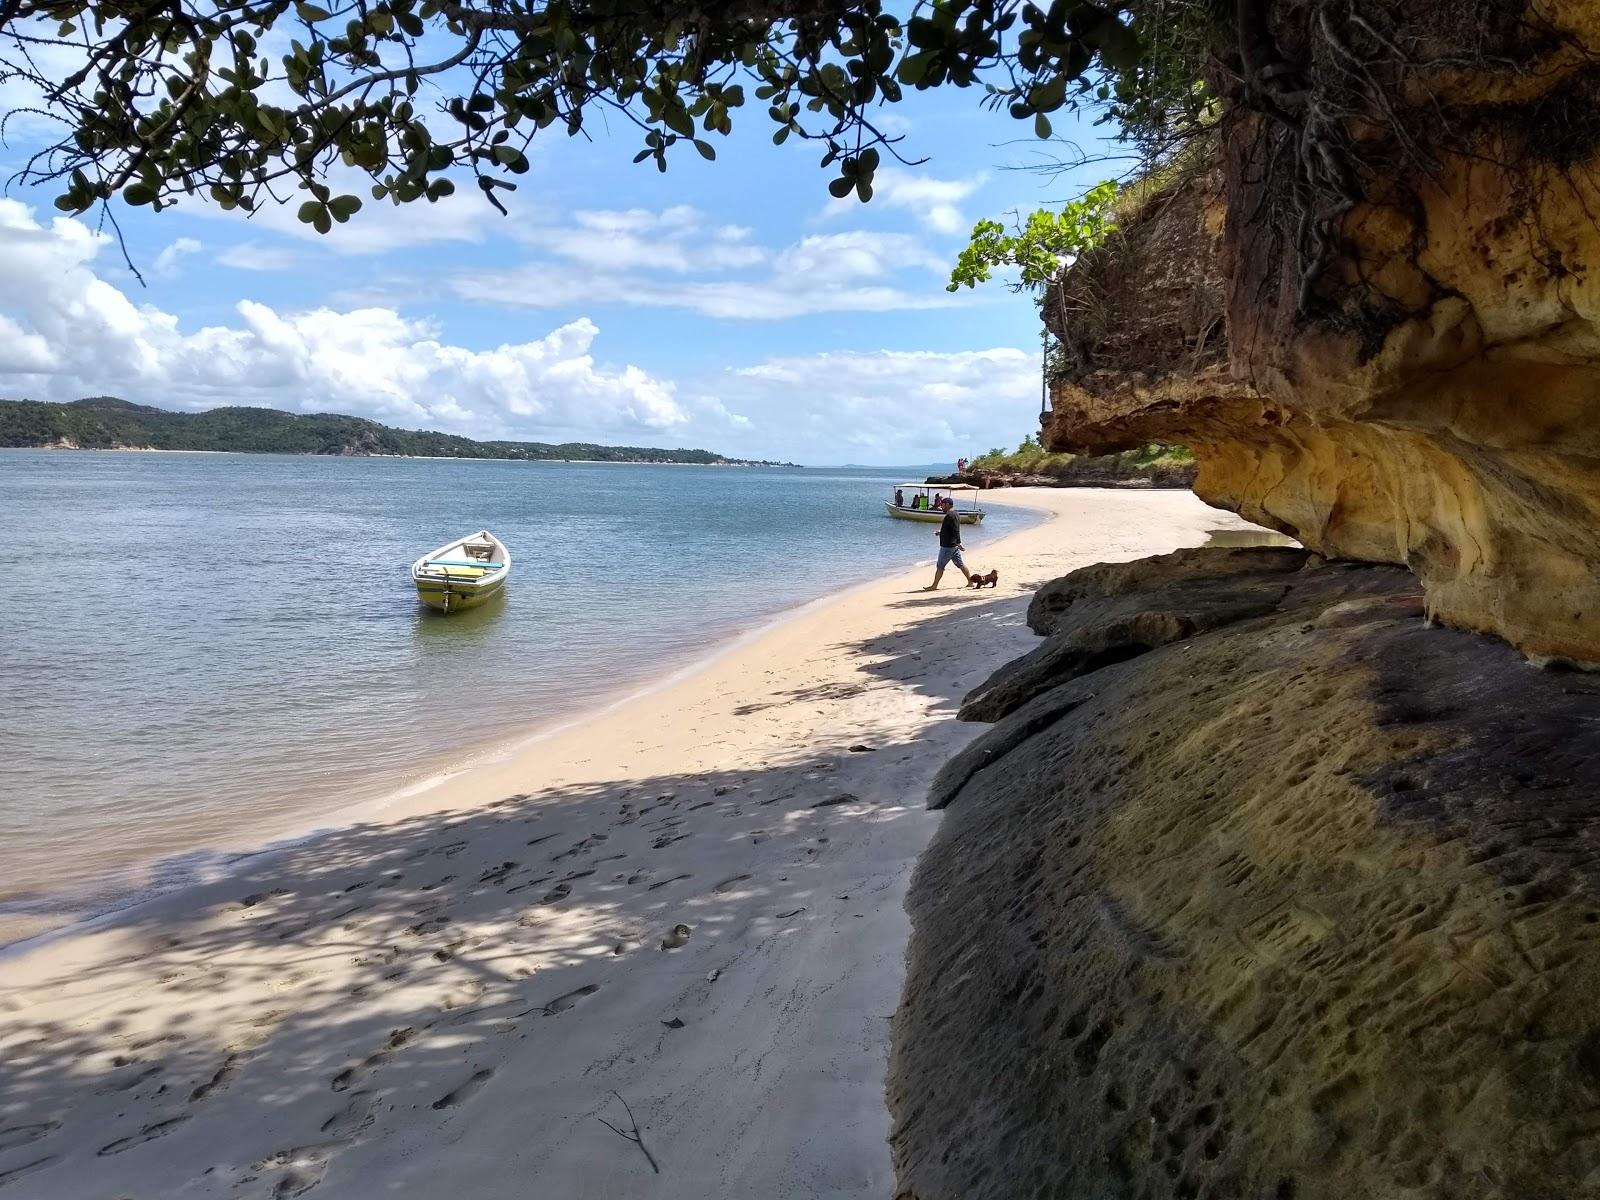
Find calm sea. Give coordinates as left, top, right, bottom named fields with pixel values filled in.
left=0, top=451, right=1029, bottom=944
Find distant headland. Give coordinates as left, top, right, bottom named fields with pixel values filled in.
left=0, top=396, right=795, bottom=466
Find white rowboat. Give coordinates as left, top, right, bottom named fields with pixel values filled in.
left=411, top=530, right=511, bottom=612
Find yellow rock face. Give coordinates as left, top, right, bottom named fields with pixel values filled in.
left=1043, top=8, right=1600, bottom=662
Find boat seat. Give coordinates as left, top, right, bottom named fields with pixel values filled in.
left=426, top=559, right=504, bottom=569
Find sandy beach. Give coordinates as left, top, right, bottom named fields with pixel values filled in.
left=0, top=487, right=1253, bottom=1199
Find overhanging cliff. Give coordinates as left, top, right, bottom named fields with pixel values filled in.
left=1042, top=0, right=1600, bottom=664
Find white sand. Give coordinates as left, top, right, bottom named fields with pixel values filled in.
left=0, top=488, right=1254, bottom=1199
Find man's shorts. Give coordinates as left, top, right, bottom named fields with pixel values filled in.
left=937, top=545, right=966, bottom=571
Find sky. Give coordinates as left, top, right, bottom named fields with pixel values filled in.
left=0, top=64, right=1122, bottom=465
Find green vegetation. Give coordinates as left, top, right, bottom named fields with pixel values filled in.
left=0, top=397, right=783, bottom=464
left=947, top=181, right=1120, bottom=296
left=1, top=0, right=1214, bottom=229
left=968, top=434, right=1193, bottom=476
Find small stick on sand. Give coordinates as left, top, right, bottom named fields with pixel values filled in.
left=597, top=1090, right=660, bottom=1174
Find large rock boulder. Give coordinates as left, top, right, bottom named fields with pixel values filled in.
left=890, top=550, right=1600, bottom=1199
left=1041, top=1, right=1600, bottom=664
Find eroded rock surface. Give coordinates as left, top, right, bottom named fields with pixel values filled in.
left=891, top=548, right=1600, bottom=1199
left=1041, top=2, right=1600, bottom=662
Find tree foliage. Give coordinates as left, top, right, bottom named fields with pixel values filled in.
left=0, top=0, right=1208, bottom=228
left=946, top=177, right=1117, bottom=294
left=0, top=396, right=782, bottom=461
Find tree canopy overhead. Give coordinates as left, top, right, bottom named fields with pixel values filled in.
left=0, top=0, right=1203, bottom=230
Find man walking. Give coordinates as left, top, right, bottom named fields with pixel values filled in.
left=923, top=496, right=974, bottom=590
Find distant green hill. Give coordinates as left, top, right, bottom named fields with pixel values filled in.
left=0, top=397, right=788, bottom=465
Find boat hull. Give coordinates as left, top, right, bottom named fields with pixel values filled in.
left=886, top=503, right=984, bottom=524
left=411, top=529, right=511, bottom=613
left=413, top=575, right=506, bottom=612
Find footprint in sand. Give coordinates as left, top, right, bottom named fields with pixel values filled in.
left=713, top=874, right=752, bottom=894
left=0, top=1156, right=57, bottom=1190
left=188, top=1054, right=239, bottom=1102
left=96, top=1063, right=163, bottom=1095
left=331, top=1028, right=415, bottom=1092
left=660, top=924, right=692, bottom=950
left=811, top=793, right=858, bottom=809
left=541, top=883, right=572, bottom=903
left=541, top=984, right=600, bottom=1015
left=320, top=1090, right=381, bottom=1139
left=439, top=980, right=486, bottom=1011
left=97, top=1115, right=191, bottom=1156
left=431, top=1068, right=494, bottom=1109
left=506, top=874, right=554, bottom=895
left=646, top=874, right=693, bottom=891
left=477, top=862, right=520, bottom=885
left=256, top=1139, right=354, bottom=1198
left=274, top=1166, right=325, bottom=1198
left=0, top=1122, right=58, bottom=1154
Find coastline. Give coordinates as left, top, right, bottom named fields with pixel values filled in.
left=0, top=496, right=1052, bottom=953
left=0, top=487, right=1258, bottom=1199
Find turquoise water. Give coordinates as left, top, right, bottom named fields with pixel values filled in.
left=0, top=451, right=1027, bottom=942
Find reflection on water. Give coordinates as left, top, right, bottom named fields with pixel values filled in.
left=409, top=587, right=509, bottom=643
left=1203, top=526, right=1299, bottom=549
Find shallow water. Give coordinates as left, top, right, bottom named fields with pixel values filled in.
left=0, top=451, right=1027, bottom=943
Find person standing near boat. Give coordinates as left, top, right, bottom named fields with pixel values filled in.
left=923, top=497, right=974, bottom=590
left=895, top=487, right=905, bottom=509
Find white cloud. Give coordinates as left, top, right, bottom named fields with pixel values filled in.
left=824, top=168, right=988, bottom=236
left=0, top=200, right=688, bottom=440
left=455, top=209, right=965, bottom=321
left=696, top=346, right=1041, bottom=463
left=152, top=237, right=203, bottom=278
left=215, top=241, right=298, bottom=272
left=514, top=205, right=767, bottom=274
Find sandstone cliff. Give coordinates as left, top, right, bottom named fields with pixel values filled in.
left=1042, top=0, right=1600, bottom=663
left=890, top=547, right=1600, bottom=1199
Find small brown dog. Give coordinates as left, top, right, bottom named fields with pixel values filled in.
left=967, top=569, right=999, bottom=590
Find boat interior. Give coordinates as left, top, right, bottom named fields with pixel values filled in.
left=417, top=538, right=504, bottom=580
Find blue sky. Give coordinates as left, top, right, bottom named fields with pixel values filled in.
left=0, top=71, right=1121, bottom=463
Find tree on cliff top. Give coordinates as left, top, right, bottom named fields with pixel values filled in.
left=0, top=0, right=1209, bottom=230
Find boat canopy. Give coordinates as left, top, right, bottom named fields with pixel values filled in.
left=893, top=482, right=981, bottom=492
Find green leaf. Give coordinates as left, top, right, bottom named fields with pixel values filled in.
left=692, top=138, right=715, bottom=161
left=124, top=182, right=157, bottom=206
left=1034, top=112, right=1052, bottom=138
left=827, top=176, right=852, bottom=199
left=328, top=193, right=362, bottom=221
left=296, top=199, right=324, bottom=224
left=296, top=2, right=332, bottom=20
